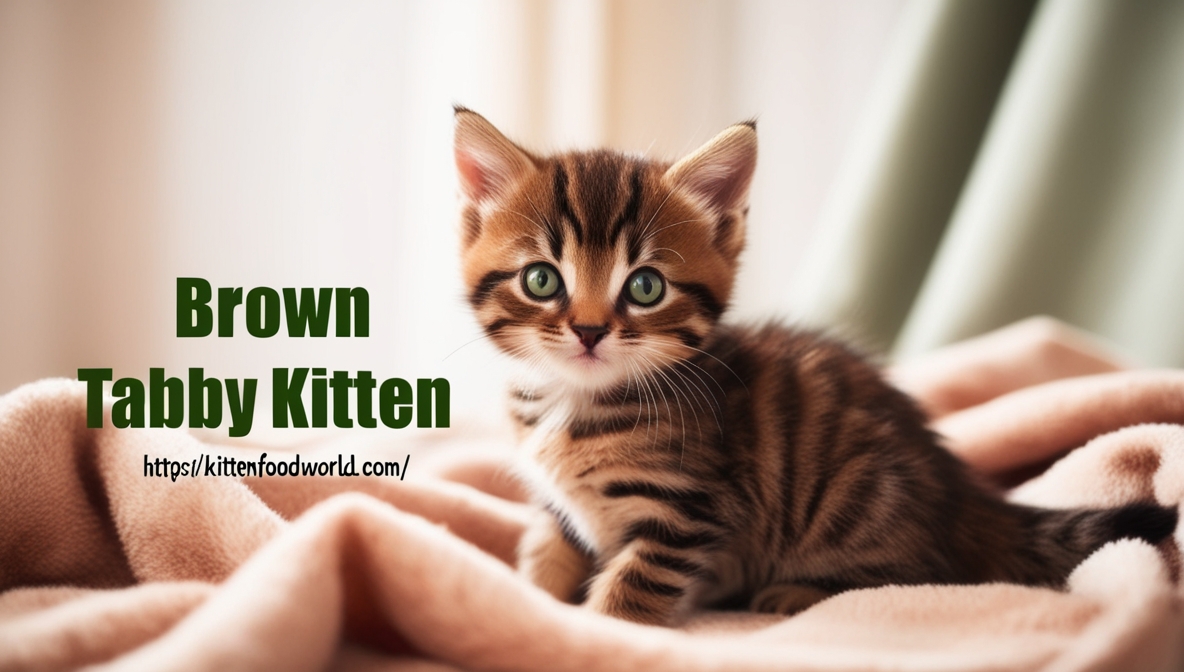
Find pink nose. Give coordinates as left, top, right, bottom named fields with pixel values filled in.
left=572, top=324, right=609, bottom=350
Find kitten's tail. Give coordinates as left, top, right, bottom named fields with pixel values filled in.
left=1009, top=502, right=1177, bottom=584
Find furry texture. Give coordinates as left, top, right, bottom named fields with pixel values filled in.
left=453, top=109, right=1177, bottom=625
left=2, top=331, right=1184, bottom=669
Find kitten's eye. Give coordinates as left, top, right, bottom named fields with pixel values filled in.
left=523, top=263, right=563, bottom=299
left=626, top=269, right=664, bottom=306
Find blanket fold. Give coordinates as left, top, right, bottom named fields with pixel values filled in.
left=2, top=319, right=1183, bottom=671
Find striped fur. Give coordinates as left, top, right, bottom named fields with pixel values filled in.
left=453, top=109, right=1177, bottom=625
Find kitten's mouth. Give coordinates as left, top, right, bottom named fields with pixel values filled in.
left=573, top=351, right=604, bottom=365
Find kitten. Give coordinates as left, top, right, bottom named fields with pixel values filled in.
left=452, top=107, right=1177, bottom=625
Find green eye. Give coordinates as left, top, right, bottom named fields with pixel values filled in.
left=627, top=269, right=664, bottom=305
left=523, top=263, right=562, bottom=299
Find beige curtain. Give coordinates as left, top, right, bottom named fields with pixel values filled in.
left=0, top=1, right=904, bottom=423
left=793, top=0, right=1184, bottom=368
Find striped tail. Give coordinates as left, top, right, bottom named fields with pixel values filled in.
left=1015, top=502, right=1177, bottom=584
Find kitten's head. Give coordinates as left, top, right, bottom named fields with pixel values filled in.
left=454, top=107, right=756, bottom=390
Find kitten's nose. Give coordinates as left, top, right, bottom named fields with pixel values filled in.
left=572, top=324, right=609, bottom=350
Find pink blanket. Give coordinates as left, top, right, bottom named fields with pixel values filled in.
left=2, top=317, right=1182, bottom=671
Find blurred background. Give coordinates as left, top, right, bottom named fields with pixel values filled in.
left=3, top=0, right=1184, bottom=435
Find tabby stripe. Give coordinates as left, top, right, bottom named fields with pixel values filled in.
left=1014, top=542, right=1052, bottom=582
left=510, top=411, right=539, bottom=427
left=568, top=415, right=634, bottom=440
left=510, top=387, right=539, bottom=401
left=627, top=233, right=645, bottom=268
left=592, top=384, right=643, bottom=406
left=671, top=281, right=724, bottom=320
left=623, top=518, right=720, bottom=549
left=545, top=219, right=565, bottom=260
left=819, top=470, right=879, bottom=547
left=553, top=165, right=583, bottom=244
left=638, top=551, right=704, bottom=576
left=483, top=318, right=512, bottom=334
left=668, top=328, right=702, bottom=348
left=799, top=358, right=851, bottom=533
left=1052, top=511, right=1090, bottom=548
left=612, top=168, right=643, bottom=249
left=602, top=481, right=722, bottom=527
left=620, top=569, right=684, bottom=597
left=470, top=270, right=517, bottom=307
left=776, top=360, right=804, bottom=539
left=616, top=597, right=661, bottom=619
left=544, top=501, right=587, bottom=552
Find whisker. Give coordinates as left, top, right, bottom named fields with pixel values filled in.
left=643, top=217, right=710, bottom=243
left=443, top=329, right=501, bottom=361
left=681, top=344, right=749, bottom=392
left=650, top=247, right=686, bottom=264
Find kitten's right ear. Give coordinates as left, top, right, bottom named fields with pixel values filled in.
left=453, top=106, right=537, bottom=202
left=663, top=122, right=757, bottom=214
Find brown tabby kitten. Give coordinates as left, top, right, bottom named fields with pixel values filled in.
left=452, top=107, right=1176, bottom=625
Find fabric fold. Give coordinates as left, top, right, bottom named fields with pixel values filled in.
left=2, top=321, right=1183, bottom=671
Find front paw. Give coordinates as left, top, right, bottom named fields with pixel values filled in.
left=585, top=569, right=684, bottom=625
left=516, top=515, right=591, bottom=603
left=749, top=583, right=831, bottom=615
left=518, top=554, right=586, bottom=603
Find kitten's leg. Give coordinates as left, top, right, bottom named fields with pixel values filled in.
left=517, top=512, right=591, bottom=603
left=585, top=542, right=701, bottom=625
left=749, top=583, right=832, bottom=615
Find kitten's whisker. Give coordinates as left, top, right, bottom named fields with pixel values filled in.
left=442, top=330, right=499, bottom=361
left=504, top=207, right=547, bottom=236
left=624, top=360, right=647, bottom=437
left=671, top=364, right=720, bottom=437
left=654, top=354, right=711, bottom=422
left=633, top=350, right=676, bottom=455
left=647, top=361, right=694, bottom=469
left=524, top=195, right=564, bottom=260
left=637, top=343, right=710, bottom=443
left=647, top=340, right=727, bottom=410
left=631, top=359, right=659, bottom=449
left=676, top=356, right=729, bottom=399
left=651, top=247, right=686, bottom=264
left=637, top=185, right=677, bottom=242
left=639, top=341, right=726, bottom=438
left=643, top=217, right=709, bottom=243
left=671, top=360, right=724, bottom=434
left=682, top=345, right=749, bottom=392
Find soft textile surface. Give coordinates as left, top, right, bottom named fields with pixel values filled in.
left=2, top=317, right=1183, bottom=671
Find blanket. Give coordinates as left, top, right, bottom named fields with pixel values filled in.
left=1, top=317, right=1183, bottom=671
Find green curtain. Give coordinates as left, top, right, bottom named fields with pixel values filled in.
left=791, top=0, right=1184, bottom=368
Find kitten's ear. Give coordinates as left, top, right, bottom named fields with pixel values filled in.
left=454, top=107, right=537, bottom=202
left=663, top=122, right=757, bottom=213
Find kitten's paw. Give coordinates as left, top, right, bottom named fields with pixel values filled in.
left=585, top=587, right=672, bottom=626
left=518, top=556, right=586, bottom=603
left=516, top=515, right=591, bottom=603
left=749, top=583, right=832, bottom=615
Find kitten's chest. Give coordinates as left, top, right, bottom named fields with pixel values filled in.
left=513, top=399, right=651, bottom=555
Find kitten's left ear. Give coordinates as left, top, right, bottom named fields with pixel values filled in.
left=454, top=106, right=538, bottom=202
left=663, top=122, right=757, bottom=213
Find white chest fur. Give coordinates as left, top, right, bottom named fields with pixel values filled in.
left=513, top=400, right=604, bottom=555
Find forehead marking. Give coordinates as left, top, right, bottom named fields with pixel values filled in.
left=612, top=167, right=644, bottom=264
left=553, top=164, right=584, bottom=246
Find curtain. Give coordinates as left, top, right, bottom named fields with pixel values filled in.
left=792, top=0, right=1184, bottom=367
left=0, top=0, right=904, bottom=422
